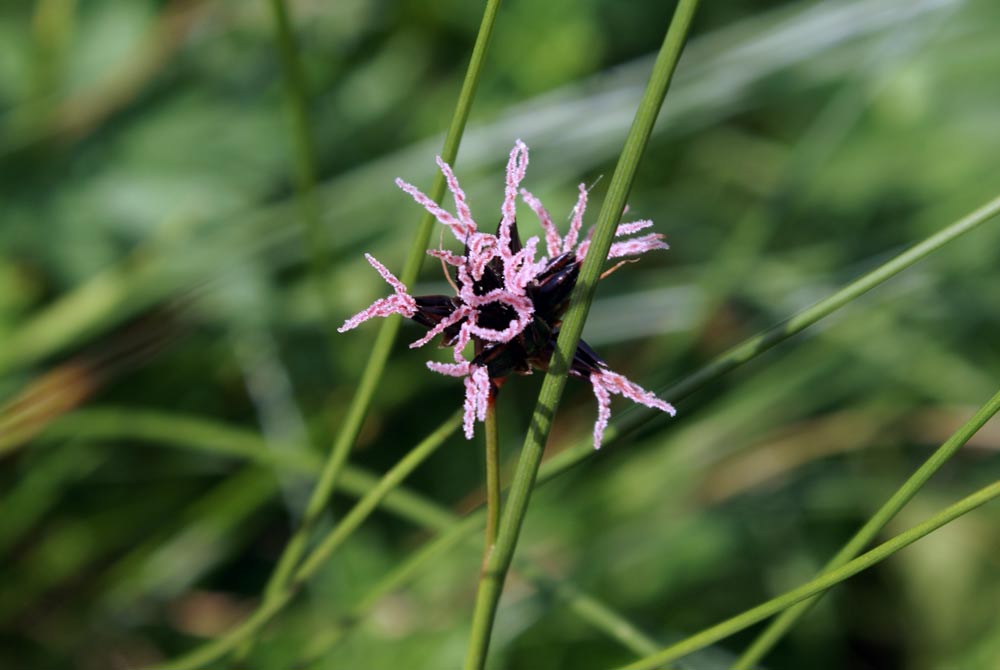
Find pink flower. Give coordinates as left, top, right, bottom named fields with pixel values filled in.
left=339, top=140, right=675, bottom=446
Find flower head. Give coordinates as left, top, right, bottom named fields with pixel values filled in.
left=339, top=140, right=675, bottom=447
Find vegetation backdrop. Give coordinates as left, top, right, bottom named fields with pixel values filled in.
left=1, top=1, right=999, bottom=669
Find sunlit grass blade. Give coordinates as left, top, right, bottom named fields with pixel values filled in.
left=463, top=2, right=702, bottom=668
left=613, top=477, right=1000, bottom=670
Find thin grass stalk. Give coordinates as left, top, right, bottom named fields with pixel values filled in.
left=463, top=2, right=701, bottom=668
left=483, top=396, right=501, bottom=552
left=257, top=0, right=504, bottom=618
left=732, top=386, right=1000, bottom=668
left=148, top=412, right=462, bottom=670
left=290, top=412, right=460, bottom=580
left=615, top=478, right=1000, bottom=670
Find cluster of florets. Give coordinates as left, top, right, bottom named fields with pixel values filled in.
left=338, top=140, right=675, bottom=448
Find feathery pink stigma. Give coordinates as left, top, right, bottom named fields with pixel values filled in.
left=504, top=236, right=541, bottom=294
left=563, top=183, right=588, bottom=253
left=427, top=360, right=470, bottom=377
left=615, top=219, right=655, bottom=236
left=365, top=253, right=408, bottom=295
left=450, top=323, right=472, bottom=362
left=396, top=177, right=472, bottom=240
left=589, top=368, right=676, bottom=449
left=520, top=188, right=562, bottom=259
left=427, top=248, right=466, bottom=267
left=591, top=375, right=613, bottom=450
left=435, top=156, right=476, bottom=235
left=608, top=233, right=669, bottom=259
left=575, top=222, right=667, bottom=263
left=462, top=365, right=492, bottom=438
left=466, top=232, right=498, bottom=281
left=465, top=290, right=534, bottom=343
left=338, top=254, right=417, bottom=332
left=408, top=306, right=470, bottom=349
left=498, top=140, right=529, bottom=259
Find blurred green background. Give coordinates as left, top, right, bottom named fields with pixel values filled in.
left=2, top=0, right=1000, bottom=668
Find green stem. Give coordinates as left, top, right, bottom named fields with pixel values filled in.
left=462, top=3, right=701, bottom=668
left=732, top=387, right=1000, bottom=668
left=484, top=396, right=501, bottom=551
left=148, top=412, right=462, bottom=670
left=257, top=0, right=504, bottom=620
left=615, top=478, right=1000, bottom=670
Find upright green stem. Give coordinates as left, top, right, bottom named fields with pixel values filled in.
left=484, top=396, right=501, bottom=552
left=462, top=3, right=701, bottom=668
left=615, top=478, right=1000, bottom=670
left=258, top=0, right=504, bottom=617
left=733, top=387, right=1000, bottom=668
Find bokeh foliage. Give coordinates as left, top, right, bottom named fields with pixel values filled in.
left=1, top=1, right=999, bottom=669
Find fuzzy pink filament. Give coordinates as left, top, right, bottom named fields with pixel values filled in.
left=337, top=254, right=417, bottom=332
left=590, top=369, right=676, bottom=449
